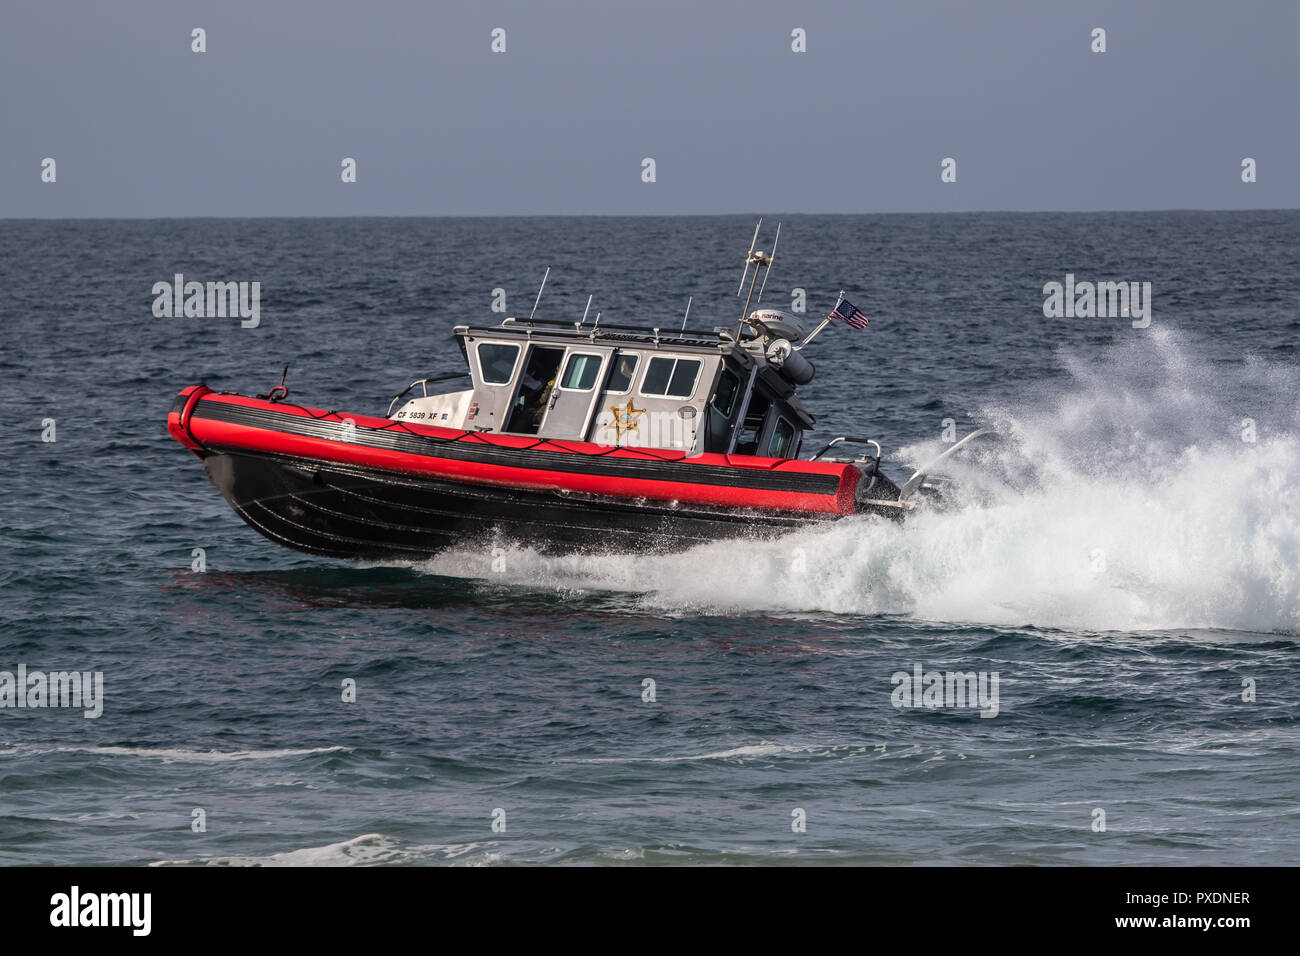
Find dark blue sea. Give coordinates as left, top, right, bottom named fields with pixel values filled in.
left=1, top=213, right=1298, bottom=865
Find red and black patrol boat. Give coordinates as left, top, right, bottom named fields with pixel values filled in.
left=167, top=225, right=978, bottom=559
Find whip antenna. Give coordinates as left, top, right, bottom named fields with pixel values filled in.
left=528, top=266, right=550, bottom=322
left=737, top=218, right=762, bottom=295
left=736, top=220, right=780, bottom=334
left=756, top=221, right=780, bottom=305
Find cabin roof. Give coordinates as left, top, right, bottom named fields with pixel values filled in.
left=456, top=317, right=752, bottom=358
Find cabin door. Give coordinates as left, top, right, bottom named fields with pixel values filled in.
left=503, top=345, right=567, bottom=435
left=536, top=346, right=616, bottom=440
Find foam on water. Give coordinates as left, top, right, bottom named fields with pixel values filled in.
left=562, top=743, right=815, bottom=763
left=414, top=331, right=1300, bottom=634
left=151, top=834, right=503, bottom=867
left=0, top=744, right=351, bottom=762
left=150, top=836, right=389, bottom=867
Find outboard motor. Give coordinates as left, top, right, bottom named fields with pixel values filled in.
left=854, top=457, right=903, bottom=503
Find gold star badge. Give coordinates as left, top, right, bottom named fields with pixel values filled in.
left=609, top=398, right=646, bottom=443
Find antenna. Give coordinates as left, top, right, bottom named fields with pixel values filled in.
left=528, top=266, right=550, bottom=322
left=592, top=311, right=601, bottom=331
left=755, top=221, right=780, bottom=305
left=736, top=220, right=780, bottom=334
left=680, top=295, right=692, bottom=332
left=737, top=218, right=763, bottom=295
left=577, top=293, right=592, bottom=330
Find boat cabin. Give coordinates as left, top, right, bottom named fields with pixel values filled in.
left=389, top=312, right=817, bottom=458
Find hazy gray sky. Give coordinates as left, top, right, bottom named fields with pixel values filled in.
left=3, top=0, right=1296, bottom=216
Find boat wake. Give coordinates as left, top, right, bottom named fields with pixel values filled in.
left=413, top=330, right=1300, bottom=635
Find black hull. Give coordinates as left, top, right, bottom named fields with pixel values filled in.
left=202, top=450, right=841, bottom=560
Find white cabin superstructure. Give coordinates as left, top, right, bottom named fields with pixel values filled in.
left=390, top=312, right=818, bottom=460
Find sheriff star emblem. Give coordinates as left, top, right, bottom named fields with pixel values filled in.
left=609, top=398, right=646, bottom=443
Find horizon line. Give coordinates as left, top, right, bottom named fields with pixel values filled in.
left=2, top=206, right=1297, bottom=221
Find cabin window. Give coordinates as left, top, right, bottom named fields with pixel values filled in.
left=732, top=391, right=772, bottom=455
left=641, top=357, right=701, bottom=398
left=560, top=353, right=603, bottom=390
left=477, top=343, right=520, bottom=385
left=712, top=369, right=741, bottom=419
left=769, top=417, right=796, bottom=458
left=604, top=353, right=639, bottom=393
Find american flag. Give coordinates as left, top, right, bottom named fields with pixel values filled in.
left=829, top=296, right=869, bottom=330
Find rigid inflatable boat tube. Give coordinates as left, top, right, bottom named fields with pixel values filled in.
left=169, top=384, right=212, bottom=452
left=173, top=389, right=864, bottom=516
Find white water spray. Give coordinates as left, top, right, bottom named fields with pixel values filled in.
left=416, top=330, right=1300, bottom=634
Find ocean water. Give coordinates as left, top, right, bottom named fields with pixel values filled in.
left=1, top=212, right=1298, bottom=865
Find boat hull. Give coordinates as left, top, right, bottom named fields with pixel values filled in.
left=203, top=449, right=830, bottom=559
left=169, top=385, right=898, bottom=560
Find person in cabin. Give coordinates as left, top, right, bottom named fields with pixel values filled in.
left=530, top=375, right=557, bottom=428
left=514, top=360, right=556, bottom=431
left=613, top=355, right=636, bottom=389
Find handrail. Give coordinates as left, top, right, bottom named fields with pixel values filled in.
left=385, top=372, right=471, bottom=417
left=499, top=316, right=726, bottom=339
left=808, top=436, right=881, bottom=462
